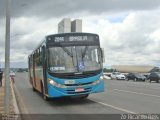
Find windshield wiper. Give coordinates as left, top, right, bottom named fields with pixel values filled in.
left=61, top=47, right=75, bottom=67
left=82, top=46, right=88, bottom=59
left=61, top=47, right=73, bottom=57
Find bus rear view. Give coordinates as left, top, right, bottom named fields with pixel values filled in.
left=28, top=33, right=104, bottom=100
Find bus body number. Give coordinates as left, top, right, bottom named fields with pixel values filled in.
left=65, top=80, right=75, bottom=85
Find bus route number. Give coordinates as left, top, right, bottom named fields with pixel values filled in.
left=55, top=37, right=64, bottom=42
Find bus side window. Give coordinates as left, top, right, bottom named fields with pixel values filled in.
left=39, top=47, right=42, bottom=66
left=35, top=48, right=42, bottom=67
left=35, top=50, right=39, bottom=67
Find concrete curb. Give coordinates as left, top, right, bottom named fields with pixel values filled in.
left=10, top=81, right=21, bottom=120
left=10, top=82, right=19, bottom=114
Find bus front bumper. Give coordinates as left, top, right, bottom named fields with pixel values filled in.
left=47, top=80, right=104, bottom=98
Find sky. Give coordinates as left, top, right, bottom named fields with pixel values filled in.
left=0, top=0, right=160, bottom=68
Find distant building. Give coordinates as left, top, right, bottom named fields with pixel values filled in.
left=58, top=18, right=82, bottom=33
left=71, top=19, right=82, bottom=32
left=58, top=18, right=71, bottom=33
left=112, top=65, right=155, bottom=73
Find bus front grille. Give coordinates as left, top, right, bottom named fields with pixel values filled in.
left=48, top=70, right=102, bottom=79
left=64, top=82, right=93, bottom=86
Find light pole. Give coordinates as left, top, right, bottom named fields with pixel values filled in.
left=4, top=0, right=11, bottom=114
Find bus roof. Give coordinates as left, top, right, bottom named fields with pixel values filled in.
left=45, top=32, right=98, bottom=38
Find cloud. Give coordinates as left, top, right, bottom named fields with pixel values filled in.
left=1, top=0, right=160, bottom=19
left=0, top=0, right=160, bottom=67
left=10, top=17, right=59, bottom=50
left=82, top=10, right=160, bottom=66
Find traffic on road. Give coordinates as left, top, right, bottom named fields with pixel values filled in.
left=15, top=72, right=160, bottom=115
left=104, top=72, right=160, bottom=83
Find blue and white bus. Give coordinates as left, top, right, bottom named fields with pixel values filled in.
left=28, top=32, right=104, bottom=100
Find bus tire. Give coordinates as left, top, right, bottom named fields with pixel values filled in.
left=43, top=94, right=49, bottom=101
left=41, top=82, right=49, bottom=101
left=32, top=86, right=36, bottom=92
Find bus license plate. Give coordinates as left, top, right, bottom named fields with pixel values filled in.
left=75, top=88, right=84, bottom=92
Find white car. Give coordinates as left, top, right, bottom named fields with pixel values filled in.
left=103, top=74, right=111, bottom=80
left=111, top=72, right=126, bottom=80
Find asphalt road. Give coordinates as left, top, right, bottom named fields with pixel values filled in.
left=14, top=72, right=160, bottom=119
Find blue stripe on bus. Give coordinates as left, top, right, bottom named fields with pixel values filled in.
left=47, top=72, right=103, bottom=84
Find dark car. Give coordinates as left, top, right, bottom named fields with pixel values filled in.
left=148, top=72, right=160, bottom=83
left=126, top=73, right=146, bottom=82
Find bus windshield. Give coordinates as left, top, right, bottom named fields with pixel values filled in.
left=48, top=46, right=102, bottom=73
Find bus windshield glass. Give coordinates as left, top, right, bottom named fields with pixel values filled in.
left=48, top=45, right=102, bottom=73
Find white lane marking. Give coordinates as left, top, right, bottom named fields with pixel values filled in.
left=89, top=99, right=136, bottom=114
left=113, top=89, right=160, bottom=98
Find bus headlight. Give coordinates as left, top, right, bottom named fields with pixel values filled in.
left=48, top=78, right=67, bottom=88
left=92, top=76, right=103, bottom=85
left=49, top=79, right=55, bottom=85
left=92, top=79, right=101, bottom=85
left=100, top=75, right=104, bottom=80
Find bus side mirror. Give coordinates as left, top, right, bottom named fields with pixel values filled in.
left=101, top=48, right=105, bottom=63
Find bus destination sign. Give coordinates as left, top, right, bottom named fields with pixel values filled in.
left=54, top=36, right=88, bottom=42
left=46, top=34, right=100, bottom=46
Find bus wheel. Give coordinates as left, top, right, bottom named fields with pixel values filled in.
left=43, top=94, right=49, bottom=101
left=32, top=86, right=36, bottom=92
left=42, top=86, right=49, bottom=101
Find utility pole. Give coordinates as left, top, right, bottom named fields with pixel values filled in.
left=5, top=0, right=11, bottom=114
